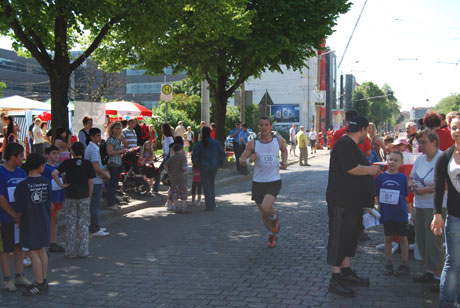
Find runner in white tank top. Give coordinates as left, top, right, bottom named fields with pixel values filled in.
left=240, top=117, right=288, bottom=248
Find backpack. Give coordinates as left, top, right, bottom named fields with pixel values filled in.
left=80, top=129, right=90, bottom=146
left=99, top=140, right=109, bottom=165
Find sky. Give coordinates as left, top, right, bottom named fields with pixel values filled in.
left=1, top=0, right=459, bottom=112
left=327, top=0, right=460, bottom=111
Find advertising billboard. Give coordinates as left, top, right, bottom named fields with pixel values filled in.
left=270, top=104, right=300, bottom=123
left=331, top=109, right=344, bottom=130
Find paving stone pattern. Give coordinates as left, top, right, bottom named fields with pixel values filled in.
left=1, top=152, right=439, bottom=307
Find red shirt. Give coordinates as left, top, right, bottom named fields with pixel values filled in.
left=331, top=126, right=371, bottom=156
left=436, top=128, right=454, bottom=151
left=210, top=128, right=216, bottom=139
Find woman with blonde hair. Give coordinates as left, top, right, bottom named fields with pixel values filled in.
left=368, top=122, right=386, bottom=161
left=105, top=121, right=124, bottom=210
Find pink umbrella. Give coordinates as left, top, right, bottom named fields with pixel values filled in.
left=106, top=101, right=153, bottom=117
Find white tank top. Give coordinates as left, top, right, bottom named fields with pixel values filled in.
left=253, top=136, right=280, bottom=183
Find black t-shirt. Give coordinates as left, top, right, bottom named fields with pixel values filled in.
left=15, top=176, right=51, bottom=250
left=57, top=158, right=96, bottom=199
left=326, top=135, right=374, bottom=209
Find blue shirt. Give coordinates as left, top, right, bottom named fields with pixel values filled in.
left=239, top=130, right=250, bottom=145
left=0, top=165, right=26, bottom=223
left=230, top=128, right=242, bottom=144
left=374, top=172, right=408, bottom=223
left=192, top=138, right=225, bottom=170
left=42, top=163, right=65, bottom=203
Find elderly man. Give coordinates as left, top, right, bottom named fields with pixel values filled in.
left=405, top=121, right=418, bottom=149
left=175, top=121, right=186, bottom=139
left=326, top=115, right=382, bottom=297
left=296, top=126, right=310, bottom=166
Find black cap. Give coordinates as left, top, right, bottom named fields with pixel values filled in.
left=346, top=115, right=369, bottom=132
left=235, top=121, right=241, bottom=125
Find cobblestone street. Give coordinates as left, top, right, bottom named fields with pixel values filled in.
left=1, top=152, right=438, bottom=307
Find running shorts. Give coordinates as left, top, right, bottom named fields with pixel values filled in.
left=327, top=204, right=363, bottom=267
left=383, top=221, right=408, bottom=237
left=51, top=202, right=63, bottom=217
left=251, top=180, right=282, bottom=205
left=0, top=222, right=19, bottom=253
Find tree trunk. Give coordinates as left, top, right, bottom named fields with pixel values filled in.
left=214, top=89, right=228, bottom=146
left=49, top=70, right=71, bottom=132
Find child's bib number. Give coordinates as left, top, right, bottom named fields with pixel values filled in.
left=259, top=153, right=278, bottom=166
left=379, top=188, right=400, bottom=205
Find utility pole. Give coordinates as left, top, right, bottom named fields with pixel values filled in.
left=240, top=82, right=245, bottom=123
left=164, top=74, right=168, bottom=122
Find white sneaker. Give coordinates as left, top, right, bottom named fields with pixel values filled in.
left=23, top=257, right=32, bottom=267
left=91, top=230, right=110, bottom=237
left=99, top=227, right=107, bottom=232
left=2, top=279, right=17, bottom=292
left=14, top=274, right=32, bottom=287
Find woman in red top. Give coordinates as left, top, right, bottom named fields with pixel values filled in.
left=424, top=112, right=454, bottom=151
left=210, top=123, right=216, bottom=139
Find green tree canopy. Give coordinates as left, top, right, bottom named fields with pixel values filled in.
left=0, top=81, right=5, bottom=98
left=100, top=0, right=350, bottom=143
left=433, top=93, right=460, bottom=114
left=352, top=82, right=401, bottom=129
left=0, top=0, right=172, bottom=131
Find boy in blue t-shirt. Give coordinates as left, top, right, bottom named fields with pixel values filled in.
left=374, top=151, right=409, bottom=276
left=42, top=145, right=65, bottom=253
left=0, top=143, right=32, bottom=292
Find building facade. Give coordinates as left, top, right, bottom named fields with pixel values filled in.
left=0, top=48, right=186, bottom=109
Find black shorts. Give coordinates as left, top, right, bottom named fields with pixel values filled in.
left=251, top=180, right=282, bottom=205
left=0, top=222, right=19, bottom=253
left=383, top=221, right=408, bottom=237
left=327, top=204, right=363, bottom=267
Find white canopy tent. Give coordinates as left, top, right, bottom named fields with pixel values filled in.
left=0, top=95, right=51, bottom=111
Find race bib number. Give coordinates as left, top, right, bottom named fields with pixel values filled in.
left=259, top=153, right=278, bottom=166
left=7, top=186, right=16, bottom=202
left=379, top=188, right=400, bottom=205
left=51, top=179, right=61, bottom=191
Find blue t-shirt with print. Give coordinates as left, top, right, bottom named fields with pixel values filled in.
left=42, top=163, right=65, bottom=204
left=374, top=172, right=408, bottom=223
left=0, top=165, right=26, bottom=223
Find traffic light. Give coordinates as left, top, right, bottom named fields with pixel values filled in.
left=387, top=91, right=394, bottom=100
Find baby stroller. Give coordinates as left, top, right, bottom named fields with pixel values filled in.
left=120, top=147, right=160, bottom=195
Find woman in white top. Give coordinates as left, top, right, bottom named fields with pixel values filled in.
left=409, top=129, right=446, bottom=287
left=152, top=123, right=174, bottom=193
left=32, top=118, right=46, bottom=155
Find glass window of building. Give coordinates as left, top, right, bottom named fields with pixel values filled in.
left=0, top=57, right=26, bottom=72
left=126, top=82, right=162, bottom=94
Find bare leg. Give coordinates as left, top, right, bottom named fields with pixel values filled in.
left=384, top=236, right=393, bottom=264
left=256, top=194, right=276, bottom=232
left=50, top=212, right=59, bottom=244
left=330, top=257, right=351, bottom=274
left=13, top=247, right=24, bottom=275
left=399, top=236, right=409, bottom=265
left=29, top=250, right=44, bottom=284
left=1, top=252, right=11, bottom=277
left=38, top=248, right=48, bottom=280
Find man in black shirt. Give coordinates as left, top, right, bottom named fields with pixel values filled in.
left=326, top=115, right=382, bottom=297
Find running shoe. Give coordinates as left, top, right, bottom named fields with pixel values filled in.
left=267, top=234, right=277, bottom=248
left=14, top=274, right=32, bottom=287
left=395, top=265, right=409, bottom=277
left=22, top=282, right=47, bottom=296
left=2, top=279, right=17, bottom=292
left=271, top=217, right=280, bottom=234
left=340, top=270, right=370, bottom=287
left=328, top=278, right=355, bottom=298
left=384, top=263, right=393, bottom=275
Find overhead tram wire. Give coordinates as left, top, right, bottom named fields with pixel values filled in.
left=337, top=0, right=368, bottom=69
